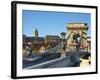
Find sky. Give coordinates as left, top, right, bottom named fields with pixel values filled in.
left=22, top=10, right=91, bottom=37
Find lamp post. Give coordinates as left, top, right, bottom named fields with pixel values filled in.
left=61, top=32, right=66, bottom=58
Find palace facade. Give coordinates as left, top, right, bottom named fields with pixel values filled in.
left=23, top=28, right=61, bottom=54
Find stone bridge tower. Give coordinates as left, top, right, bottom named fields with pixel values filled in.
left=66, top=23, right=88, bottom=52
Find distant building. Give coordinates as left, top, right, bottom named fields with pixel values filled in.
left=23, top=35, right=44, bottom=53
left=45, top=35, right=61, bottom=47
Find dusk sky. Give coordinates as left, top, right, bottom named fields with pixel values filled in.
left=22, top=10, right=91, bottom=37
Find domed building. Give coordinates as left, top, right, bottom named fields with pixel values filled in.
left=33, top=28, right=38, bottom=37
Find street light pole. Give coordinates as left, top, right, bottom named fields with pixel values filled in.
left=60, top=32, right=66, bottom=58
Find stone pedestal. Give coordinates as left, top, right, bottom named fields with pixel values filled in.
left=61, top=51, right=66, bottom=58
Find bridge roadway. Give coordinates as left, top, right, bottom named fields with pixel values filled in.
left=24, top=51, right=85, bottom=69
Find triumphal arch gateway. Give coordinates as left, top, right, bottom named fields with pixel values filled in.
left=66, top=23, right=89, bottom=52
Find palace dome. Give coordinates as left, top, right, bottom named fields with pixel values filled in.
left=33, top=27, right=38, bottom=37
